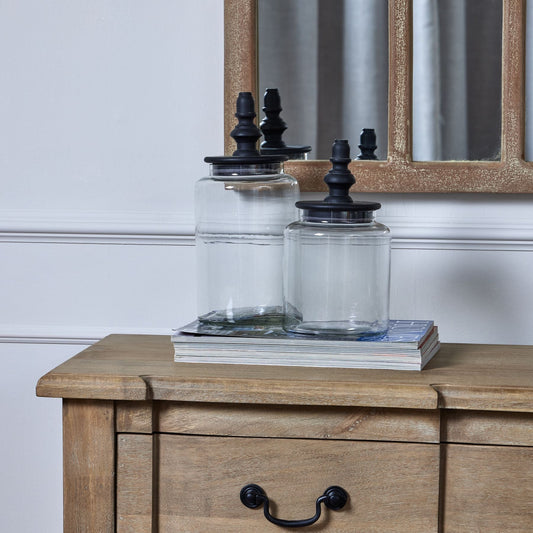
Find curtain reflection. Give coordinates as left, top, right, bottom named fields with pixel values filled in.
left=259, top=0, right=388, bottom=160
left=259, top=0, right=502, bottom=161
left=413, top=0, right=501, bottom=161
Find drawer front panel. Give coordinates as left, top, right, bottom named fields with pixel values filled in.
left=157, top=402, right=440, bottom=443
left=443, top=444, right=533, bottom=532
left=443, top=410, right=533, bottom=446
left=158, top=434, right=439, bottom=532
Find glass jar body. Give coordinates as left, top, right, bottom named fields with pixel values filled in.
left=195, top=164, right=299, bottom=326
left=283, top=220, right=391, bottom=336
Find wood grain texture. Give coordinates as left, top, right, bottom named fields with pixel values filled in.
left=37, top=336, right=533, bottom=413
left=443, top=409, right=533, bottom=446
left=285, top=159, right=533, bottom=193
left=148, top=375, right=438, bottom=409
left=116, top=401, right=154, bottom=433
left=442, top=444, right=533, bottom=532
left=158, top=434, right=439, bottom=532
left=224, top=0, right=257, bottom=156
left=157, top=402, right=440, bottom=443
left=434, top=384, right=533, bottom=412
left=45, top=338, right=533, bottom=532
left=388, top=0, right=412, bottom=164
left=116, top=434, right=155, bottom=532
left=63, top=399, right=115, bottom=533
left=501, top=0, right=525, bottom=163
left=224, top=0, right=533, bottom=193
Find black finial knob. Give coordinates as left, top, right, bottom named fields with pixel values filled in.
left=259, top=88, right=311, bottom=157
left=357, top=128, right=378, bottom=160
left=294, top=138, right=380, bottom=220
left=324, top=140, right=355, bottom=204
left=230, top=92, right=262, bottom=157
left=260, top=88, right=288, bottom=149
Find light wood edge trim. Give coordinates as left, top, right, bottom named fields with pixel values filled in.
left=443, top=409, right=533, bottom=446
left=224, top=0, right=257, bottom=155
left=145, top=376, right=439, bottom=409
left=286, top=159, right=533, bottom=193
left=433, top=384, right=533, bottom=412
left=116, top=434, right=155, bottom=531
left=156, top=402, right=440, bottom=443
left=388, top=0, right=412, bottom=164
left=63, top=400, right=115, bottom=532
left=36, top=373, right=148, bottom=400
left=115, top=400, right=154, bottom=433
left=501, top=0, right=525, bottom=163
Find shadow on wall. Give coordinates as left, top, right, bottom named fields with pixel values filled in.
left=438, top=252, right=530, bottom=344
left=390, top=247, right=532, bottom=345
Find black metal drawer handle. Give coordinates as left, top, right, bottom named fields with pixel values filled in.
left=240, top=484, right=348, bottom=528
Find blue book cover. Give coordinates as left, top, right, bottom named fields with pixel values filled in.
left=176, top=319, right=435, bottom=348
left=356, top=320, right=434, bottom=343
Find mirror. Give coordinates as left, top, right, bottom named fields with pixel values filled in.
left=225, top=0, right=533, bottom=193
left=258, top=0, right=388, bottom=160
left=259, top=0, right=503, bottom=162
left=412, top=0, right=502, bottom=161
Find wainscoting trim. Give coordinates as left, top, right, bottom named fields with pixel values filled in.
left=1, top=211, right=532, bottom=250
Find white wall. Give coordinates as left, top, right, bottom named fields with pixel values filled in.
left=1, top=1, right=222, bottom=531
left=1, top=2, right=532, bottom=532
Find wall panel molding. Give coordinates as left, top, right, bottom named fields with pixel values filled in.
left=383, top=217, right=533, bottom=251
left=1, top=210, right=533, bottom=250
left=0, top=325, right=171, bottom=345
left=0, top=210, right=195, bottom=246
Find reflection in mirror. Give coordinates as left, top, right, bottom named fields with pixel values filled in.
left=258, top=0, right=388, bottom=160
left=412, top=0, right=502, bottom=161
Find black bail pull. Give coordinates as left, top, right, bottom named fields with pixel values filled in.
left=240, top=484, right=349, bottom=528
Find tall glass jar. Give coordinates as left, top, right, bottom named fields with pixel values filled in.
left=283, top=140, right=391, bottom=336
left=196, top=160, right=298, bottom=325
left=195, top=92, right=299, bottom=326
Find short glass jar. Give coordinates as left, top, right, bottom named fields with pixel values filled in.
left=283, top=139, right=391, bottom=337
left=283, top=206, right=391, bottom=336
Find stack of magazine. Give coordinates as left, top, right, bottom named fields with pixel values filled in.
left=172, top=319, right=440, bottom=371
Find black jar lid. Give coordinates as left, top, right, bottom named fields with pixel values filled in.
left=296, top=139, right=381, bottom=222
left=204, top=92, right=288, bottom=165
left=259, top=89, right=311, bottom=157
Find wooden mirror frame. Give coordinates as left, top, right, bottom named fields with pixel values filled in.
left=224, top=0, right=533, bottom=193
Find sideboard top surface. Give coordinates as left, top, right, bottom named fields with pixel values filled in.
left=36, top=335, right=533, bottom=412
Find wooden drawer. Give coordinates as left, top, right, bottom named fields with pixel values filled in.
left=117, top=434, right=440, bottom=532
left=38, top=338, right=533, bottom=532
left=442, top=444, right=533, bottom=532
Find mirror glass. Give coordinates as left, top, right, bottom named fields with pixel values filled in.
left=412, top=0, right=502, bottom=161
left=258, top=0, right=389, bottom=160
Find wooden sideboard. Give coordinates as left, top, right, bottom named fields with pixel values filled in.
left=37, top=335, right=533, bottom=532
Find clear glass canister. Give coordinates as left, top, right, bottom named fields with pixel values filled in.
left=283, top=207, right=391, bottom=336
left=283, top=139, right=391, bottom=337
left=196, top=159, right=299, bottom=326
